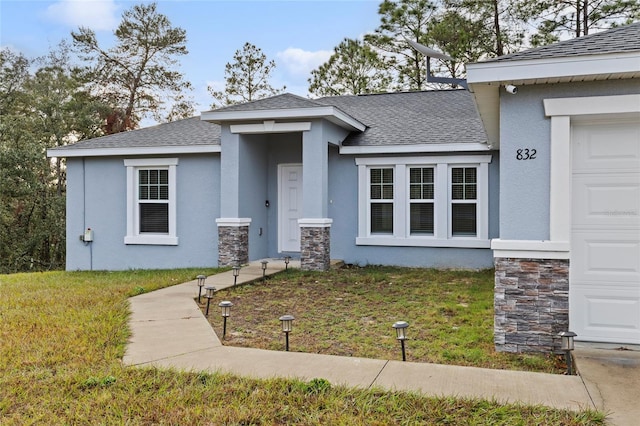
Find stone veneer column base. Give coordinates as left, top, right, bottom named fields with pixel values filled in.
left=494, top=257, right=569, bottom=353
left=299, top=219, right=332, bottom=271
left=216, top=218, right=251, bottom=267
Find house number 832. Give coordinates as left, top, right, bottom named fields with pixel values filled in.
left=516, top=148, right=536, bottom=160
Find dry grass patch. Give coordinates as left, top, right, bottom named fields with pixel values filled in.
left=201, top=266, right=564, bottom=373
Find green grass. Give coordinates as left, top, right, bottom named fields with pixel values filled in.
left=0, top=269, right=605, bottom=425
left=202, top=266, right=563, bottom=372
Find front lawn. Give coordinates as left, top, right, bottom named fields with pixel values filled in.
left=201, top=266, right=563, bottom=373
left=0, top=270, right=603, bottom=425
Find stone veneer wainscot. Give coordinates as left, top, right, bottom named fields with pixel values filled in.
left=494, top=257, right=569, bottom=353
left=217, top=219, right=250, bottom=266
left=299, top=219, right=332, bottom=271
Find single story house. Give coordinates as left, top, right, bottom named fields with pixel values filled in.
left=49, top=23, right=640, bottom=353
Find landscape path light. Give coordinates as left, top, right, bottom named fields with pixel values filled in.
left=559, top=331, right=577, bottom=375
left=279, top=315, right=295, bottom=351
left=232, top=266, right=240, bottom=286
left=392, top=321, right=409, bottom=362
left=204, top=286, right=216, bottom=317
left=261, top=260, right=269, bottom=282
left=196, top=274, right=206, bottom=303
left=218, top=301, right=233, bottom=339
left=284, top=256, right=291, bottom=271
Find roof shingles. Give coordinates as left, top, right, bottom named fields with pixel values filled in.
left=55, top=90, right=487, bottom=152
left=484, top=22, right=640, bottom=63
left=52, top=116, right=220, bottom=151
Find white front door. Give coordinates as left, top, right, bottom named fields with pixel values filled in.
left=278, top=164, right=303, bottom=252
left=571, top=120, right=640, bottom=344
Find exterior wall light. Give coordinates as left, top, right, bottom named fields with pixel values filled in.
left=261, top=260, right=268, bottom=282
left=559, top=330, right=577, bottom=375
left=279, top=314, right=295, bottom=351
left=232, top=266, right=240, bottom=286
left=392, top=321, right=409, bottom=361
left=204, top=286, right=216, bottom=316
left=284, top=256, right=291, bottom=271
left=218, top=301, right=233, bottom=339
left=196, top=274, right=206, bottom=303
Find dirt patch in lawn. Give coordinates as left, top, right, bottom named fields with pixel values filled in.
left=198, top=266, right=565, bottom=373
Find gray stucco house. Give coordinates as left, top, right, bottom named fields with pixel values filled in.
left=49, top=22, right=640, bottom=352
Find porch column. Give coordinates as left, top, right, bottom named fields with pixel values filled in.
left=217, top=128, right=250, bottom=266
left=216, top=218, right=251, bottom=266
left=299, top=219, right=332, bottom=271
left=300, top=122, right=331, bottom=271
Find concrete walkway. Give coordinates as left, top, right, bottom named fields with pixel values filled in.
left=122, top=260, right=631, bottom=420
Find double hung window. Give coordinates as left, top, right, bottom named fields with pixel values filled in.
left=409, top=167, right=435, bottom=235
left=357, top=155, right=491, bottom=248
left=451, top=167, right=477, bottom=236
left=124, top=158, right=178, bottom=245
left=370, top=168, right=394, bottom=234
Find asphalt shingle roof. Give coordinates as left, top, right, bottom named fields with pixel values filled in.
left=52, top=116, right=220, bottom=151
left=56, top=90, right=487, bottom=152
left=484, top=22, right=640, bottom=63
left=316, top=90, right=487, bottom=146
left=206, top=93, right=325, bottom=112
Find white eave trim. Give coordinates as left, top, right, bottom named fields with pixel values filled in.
left=201, top=106, right=366, bottom=132
left=466, top=51, right=640, bottom=84
left=340, top=143, right=492, bottom=155
left=230, top=121, right=311, bottom=134
left=47, top=145, right=221, bottom=158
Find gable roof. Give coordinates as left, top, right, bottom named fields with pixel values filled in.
left=207, top=93, right=324, bottom=112
left=201, top=92, right=366, bottom=132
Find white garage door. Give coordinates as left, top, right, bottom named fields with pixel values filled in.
left=571, top=120, right=640, bottom=344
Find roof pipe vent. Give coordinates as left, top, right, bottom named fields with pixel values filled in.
left=406, top=40, right=468, bottom=90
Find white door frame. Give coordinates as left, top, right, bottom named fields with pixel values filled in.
left=278, top=163, right=303, bottom=253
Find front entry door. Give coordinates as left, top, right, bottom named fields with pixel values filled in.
left=278, top=164, right=303, bottom=252
left=570, top=120, right=640, bottom=344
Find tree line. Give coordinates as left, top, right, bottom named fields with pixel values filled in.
left=1, top=0, right=637, bottom=272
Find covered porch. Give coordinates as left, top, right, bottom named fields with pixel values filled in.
left=201, top=95, right=365, bottom=270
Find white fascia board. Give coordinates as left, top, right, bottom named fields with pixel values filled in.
left=466, top=52, right=640, bottom=84
left=47, top=145, right=221, bottom=158
left=340, top=143, right=492, bottom=155
left=230, top=121, right=311, bottom=134
left=201, top=106, right=366, bottom=132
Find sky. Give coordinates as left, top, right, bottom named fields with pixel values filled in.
left=0, top=0, right=383, bottom=116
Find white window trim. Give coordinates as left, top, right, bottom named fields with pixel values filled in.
left=124, top=158, right=178, bottom=245
left=356, top=155, right=491, bottom=248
